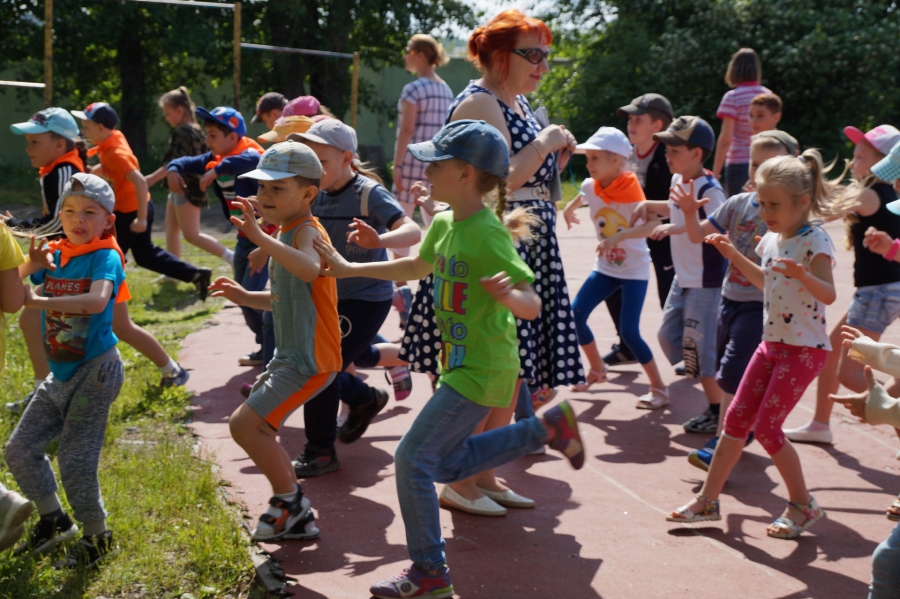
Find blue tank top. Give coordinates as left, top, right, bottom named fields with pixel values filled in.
left=446, top=82, right=556, bottom=188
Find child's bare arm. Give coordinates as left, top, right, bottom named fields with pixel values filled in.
left=18, top=237, right=56, bottom=279
left=24, top=279, right=114, bottom=314
left=0, top=268, right=24, bottom=314
left=629, top=200, right=670, bottom=226
left=705, top=232, right=765, bottom=290
left=481, top=276, right=541, bottom=320
left=208, top=276, right=273, bottom=311
left=264, top=226, right=323, bottom=284
left=315, top=238, right=432, bottom=281
left=773, top=253, right=836, bottom=305
left=562, top=194, right=585, bottom=230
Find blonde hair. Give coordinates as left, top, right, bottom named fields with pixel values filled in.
left=755, top=149, right=848, bottom=219
left=725, top=48, right=761, bottom=87
left=351, top=158, right=385, bottom=186
left=158, top=86, right=196, bottom=118
left=476, top=170, right=540, bottom=244
left=409, top=34, right=450, bottom=67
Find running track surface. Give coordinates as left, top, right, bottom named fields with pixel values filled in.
left=181, top=216, right=900, bottom=598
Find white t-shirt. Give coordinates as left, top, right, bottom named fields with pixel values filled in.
left=668, top=173, right=729, bottom=288
left=757, top=226, right=835, bottom=350
left=581, top=178, right=651, bottom=280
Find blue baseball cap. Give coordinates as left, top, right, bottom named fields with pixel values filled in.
left=407, top=120, right=509, bottom=178
left=196, top=106, right=246, bottom=138
left=11, top=107, right=80, bottom=139
left=653, top=115, right=716, bottom=152
left=71, top=102, right=119, bottom=130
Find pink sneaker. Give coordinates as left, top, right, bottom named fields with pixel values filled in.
left=387, top=366, right=412, bottom=401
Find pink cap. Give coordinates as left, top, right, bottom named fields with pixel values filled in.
left=283, top=96, right=321, bottom=118
left=844, top=124, right=900, bottom=155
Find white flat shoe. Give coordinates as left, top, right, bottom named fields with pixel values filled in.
left=439, top=486, right=507, bottom=517
left=783, top=427, right=833, bottom=444
left=526, top=445, right=547, bottom=455
left=477, top=487, right=535, bottom=509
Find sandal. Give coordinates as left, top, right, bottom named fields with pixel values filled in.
left=766, top=496, right=825, bottom=539
left=887, top=495, right=900, bottom=522
left=636, top=387, right=669, bottom=410
left=666, top=494, right=721, bottom=523
left=571, top=366, right=608, bottom=392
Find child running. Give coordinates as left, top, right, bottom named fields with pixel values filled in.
left=207, top=141, right=339, bottom=541
left=8, top=173, right=127, bottom=567
left=561, top=127, right=667, bottom=401
left=667, top=150, right=841, bottom=539
left=315, top=119, right=585, bottom=599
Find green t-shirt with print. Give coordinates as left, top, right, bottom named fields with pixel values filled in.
left=419, top=208, right=535, bottom=407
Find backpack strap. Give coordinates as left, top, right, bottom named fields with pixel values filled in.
left=357, top=175, right=383, bottom=219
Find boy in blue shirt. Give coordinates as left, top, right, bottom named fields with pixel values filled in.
left=7, top=173, right=126, bottom=568
left=167, top=106, right=274, bottom=367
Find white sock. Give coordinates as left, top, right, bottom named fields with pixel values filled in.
left=33, top=378, right=44, bottom=392
left=158, top=357, right=179, bottom=376
left=257, top=487, right=298, bottom=535
left=221, top=248, right=235, bottom=264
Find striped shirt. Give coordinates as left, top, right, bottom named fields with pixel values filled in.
left=716, top=82, right=771, bottom=165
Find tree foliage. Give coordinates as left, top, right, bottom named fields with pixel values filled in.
left=538, top=0, right=900, bottom=164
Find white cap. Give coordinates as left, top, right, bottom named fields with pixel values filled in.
left=575, top=127, right=631, bottom=158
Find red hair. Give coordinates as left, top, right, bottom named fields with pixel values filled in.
left=467, top=10, right=553, bottom=82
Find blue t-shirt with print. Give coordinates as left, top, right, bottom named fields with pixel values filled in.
left=312, top=174, right=405, bottom=302
left=31, top=248, right=125, bottom=381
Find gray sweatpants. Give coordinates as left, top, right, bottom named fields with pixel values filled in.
left=6, top=347, right=123, bottom=525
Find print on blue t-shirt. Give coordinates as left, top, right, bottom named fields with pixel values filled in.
left=31, top=248, right=124, bottom=381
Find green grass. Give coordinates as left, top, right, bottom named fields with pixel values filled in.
left=0, top=236, right=263, bottom=599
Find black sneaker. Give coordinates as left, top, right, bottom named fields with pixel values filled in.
left=193, top=268, right=212, bottom=301
left=55, top=531, right=117, bottom=569
left=338, top=388, right=389, bottom=444
left=683, top=409, right=718, bottom=434
left=602, top=343, right=637, bottom=366
left=293, top=446, right=341, bottom=478
left=675, top=363, right=687, bottom=376
left=15, top=512, right=78, bottom=556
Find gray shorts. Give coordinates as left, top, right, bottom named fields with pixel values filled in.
left=246, top=359, right=337, bottom=430
left=847, top=281, right=900, bottom=334
left=657, top=280, right=721, bottom=378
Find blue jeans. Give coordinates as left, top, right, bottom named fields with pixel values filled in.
left=870, top=521, right=900, bottom=598
left=515, top=382, right=534, bottom=421
left=395, top=383, right=547, bottom=569
left=658, top=281, right=721, bottom=378
left=234, top=235, right=270, bottom=346
left=572, top=271, right=653, bottom=364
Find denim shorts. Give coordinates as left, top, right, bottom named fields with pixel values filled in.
left=847, top=282, right=900, bottom=335
left=657, top=280, right=721, bottom=378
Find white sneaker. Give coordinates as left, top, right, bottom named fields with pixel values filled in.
left=0, top=491, right=33, bottom=551
left=477, top=487, right=535, bottom=509
left=438, top=486, right=506, bottom=517
left=527, top=445, right=547, bottom=455
left=783, top=426, right=833, bottom=444
left=336, top=401, right=350, bottom=429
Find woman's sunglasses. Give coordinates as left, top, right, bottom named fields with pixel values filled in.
left=511, top=47, right=550, bottom=65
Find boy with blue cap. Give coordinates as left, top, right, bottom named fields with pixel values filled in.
left=167, top=106, right=274, bottom=368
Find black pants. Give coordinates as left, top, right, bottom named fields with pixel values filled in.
left=303, top=297, right=392, bottom=450
left=605, top=231, right=675, bottom=351
left=115, top=202, right=199, bottom=283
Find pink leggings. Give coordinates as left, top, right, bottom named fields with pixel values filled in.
left=722, top=341, right=827, bottom=455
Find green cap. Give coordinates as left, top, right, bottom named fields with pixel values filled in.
left=239, top=140, right=323, bottom=181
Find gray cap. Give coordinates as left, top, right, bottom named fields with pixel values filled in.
left=753, top=129, right=799, bottom=157
left=60, top=173, right=116, bottom=214
left=617, top=93, right=674, bottom=119
left=288, top=119, right=358, bottom=154
left=239, top=140, right=323, bottom=181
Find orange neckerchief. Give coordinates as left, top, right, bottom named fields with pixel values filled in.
left=593, top=171, right=645, bottom=205
left=205, top=137, right=264, bottom=171
left=48, top=235, right=126, bottom=268
left=39, top=149, right=85, bottom=177
left=86, top=129, right=129, bottom=158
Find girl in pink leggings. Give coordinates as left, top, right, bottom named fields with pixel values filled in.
left=667, top=149, right=845, bottom=539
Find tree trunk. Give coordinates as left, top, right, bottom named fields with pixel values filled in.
left=116, top=4, right=148, bottom=161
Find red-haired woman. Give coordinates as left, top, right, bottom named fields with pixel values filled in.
left=398, top=10, right=583, bottom=518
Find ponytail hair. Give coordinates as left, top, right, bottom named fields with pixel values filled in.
left=408, top=34, right=450, bottom=67
left=351, top=158, right=386, bottom=186
left=158, top=86, right=196, bottom=119
left=754, top=149, right=848, bottom=219
left=476, top=170, right=540, bottom=244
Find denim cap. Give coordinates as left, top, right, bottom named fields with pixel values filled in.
left=874, top=140, right=900, bottom=185
left=239, top=140, right=323, bottom=181
left=196, top=106, right=247, bottom=138
left=653, top=115, right=716, bottom=152
left=71, top=103, right=119, bottom=130
left=60, top=172, right=116, bottom=214
left=575, top=126, right=631, bottom=158
left=288, top=118, right=357, bottom=153
left=11, top=107, right=80, bottom=140
left=407, top=120, right=510, bottom=178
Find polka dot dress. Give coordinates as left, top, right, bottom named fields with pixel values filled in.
left=398, top=82, right=585, bottom=389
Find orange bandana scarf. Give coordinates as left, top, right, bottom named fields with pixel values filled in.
left=39, top=149, right=85, bottom=177
left=86, top=130, right=128, bottom=158
left=593, top=171, right=645, bottom=205
left=47, top=235, right=131, bottom=301
left=205, top=137, right=264, bottom=171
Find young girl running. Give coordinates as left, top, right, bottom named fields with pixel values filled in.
left=315, top=119, right=584, bottom=599
left=145, top=87, right=233, bottom=265
left=561, top=127, right=667, bottom=402
left=667, top=150, right=841, bottom=539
